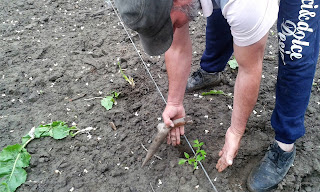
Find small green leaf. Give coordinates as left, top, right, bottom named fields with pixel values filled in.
left=199, top=150, right=207, bottom=156
left=194, top=140, right=199, bottom=144
left=228, top=58, right=238, bottom=69
left=112, top=91, right=120, bottom=98
left=178, top=159, right=187, bottom=165
left=34, top=125, right=52, bottom=138
left=184, top=152, right=190, bottom=159
left=196, top=155, right=202, bottom=161
left=101, top=96, right=115, bottom=110
left=201, top=90, right=225, bottom=96
left=188, top=158, right=196, bottom=163
left=51, top=122, right=73, bottom=139
left=193, top=162, right=198, bottom=169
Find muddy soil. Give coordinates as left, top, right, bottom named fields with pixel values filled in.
left=1, top=0, right=319, bottom=192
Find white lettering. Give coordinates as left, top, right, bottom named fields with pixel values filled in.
left=291, top=44, right=303, bottom=53
left=297, top=21, right=313, bottom=32
left=281, top=20, right=296, bottom=36
left=293, top=30, right=306, bottom=41
left=298, top=10, right=316, bottom=21
left=278, top=0, right=317, bottom=64
left=301, top=0, right=314, bottom=6
left=278, top=32, right=286, bottom=41
left=292, top=39, right=310, bottom=46
left=290, top=52, right=303, bottom=60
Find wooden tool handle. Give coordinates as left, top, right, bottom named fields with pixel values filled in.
left=170, top=116, right=193, bottom=128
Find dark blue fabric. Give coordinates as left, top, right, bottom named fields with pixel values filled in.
left=200, top=9, right=233, bottom=73
left=271, top=0, right=320, bottom=144
left=201, top=0, right=320, bottom=143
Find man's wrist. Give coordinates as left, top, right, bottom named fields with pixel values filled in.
left=167, top=100, right=183, bottom=106
left=228, top=126, right=245, bottom=137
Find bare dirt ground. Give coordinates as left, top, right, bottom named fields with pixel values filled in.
left=1, top=0, right=319, bottom=191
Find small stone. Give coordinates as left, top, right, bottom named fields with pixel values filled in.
left=305, top=186, right=312, bottom=192
left=307, top=106, right=316, bottom=114
left=38, top=157, right=45, bottom=163
left=180, top=177, right=186, bottom=184
left=54, top=170, right=62, bottom=174
left=169, top=160, right=176, bottom=168
left=28, top=92, right=39, bottom=102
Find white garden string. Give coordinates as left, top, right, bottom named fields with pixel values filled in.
left=107, top=1, right=218, bottom=191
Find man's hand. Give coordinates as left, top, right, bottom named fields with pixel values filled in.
left=162, top=103, right=185, bottom=146
left=216, top=127, right=243, bottom=172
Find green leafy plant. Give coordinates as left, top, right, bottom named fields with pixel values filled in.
left=117, top=62, right=135, bottom=88
left=201, top=89, right=226, bottom=96
left=201, top=90, right=233, bottom=98
left=228, top=57, right=238, bottom=69
left=0, top=121, right=79, bottom=192
left=101, top=91, right=120, bottom=111
left=178, top=140, right=207, bottom=169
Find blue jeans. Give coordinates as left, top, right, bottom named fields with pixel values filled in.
left=202, top=1, right=320, bottom=144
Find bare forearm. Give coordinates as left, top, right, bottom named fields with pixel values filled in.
left=231, top=34, right=268, bottom=135
left=165, top=24, right=192, bottom=105
left=231, top=68, right=262, bottom=135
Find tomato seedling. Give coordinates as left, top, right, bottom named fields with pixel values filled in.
left=178, top=140, right=207, bottom=169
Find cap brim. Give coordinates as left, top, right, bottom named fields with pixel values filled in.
left=139, top=18, right=173, bottom=56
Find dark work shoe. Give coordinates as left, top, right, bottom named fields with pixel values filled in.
left=247, top=141, right=296, bottom=192
left=186, top=68, right=221, bottom=92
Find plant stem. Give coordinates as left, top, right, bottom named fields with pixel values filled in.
left=22, top=137, right=34, bottom=149
left=8, top=138, right=33, bottom=184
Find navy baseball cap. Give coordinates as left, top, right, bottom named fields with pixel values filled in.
left=115, top=0, right=173, bottom=56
